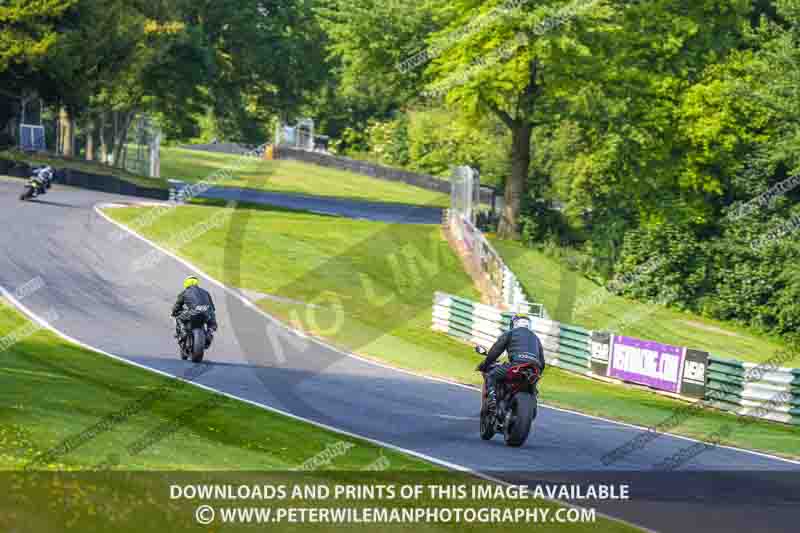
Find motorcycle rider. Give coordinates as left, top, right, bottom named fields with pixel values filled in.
left=477, top=314, right=546, bottom=415
left=31, top=166, right=53, bottom=195
left=172, top=276, right=218, bottom=348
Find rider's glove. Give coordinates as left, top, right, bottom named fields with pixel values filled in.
left=476, top=361, right=487, bottom=372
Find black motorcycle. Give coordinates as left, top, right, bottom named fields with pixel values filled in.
left=176, top=305, right=214, bottom=362
left=19, top=167, right=53, bottom=201
left=476, top=345, right=541, bottom=447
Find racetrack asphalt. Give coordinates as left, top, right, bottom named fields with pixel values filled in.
left=174, top=181, right=443, bottom=224
left=1, top=178, right=798, bottom=533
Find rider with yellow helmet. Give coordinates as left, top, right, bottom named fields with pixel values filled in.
left=172, top=276, right=218, bottom=349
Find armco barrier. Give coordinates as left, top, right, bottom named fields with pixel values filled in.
left=432, top=292, right=800, bottom=426
left=704, top=356, right=800, bottom=425
left=0, top=157, right=168, bottom=200
left=432, top=291, right=556, bottom=362
left=555, top=323, right=592, bottom=375
left=59, top=168, right=168, bottom=200
left=444, top=209, right=534, bottom=313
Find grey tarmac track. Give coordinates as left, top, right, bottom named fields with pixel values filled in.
left=1, top=178, right=799, bottom=533
left=190, top=183, right=443, bottom=224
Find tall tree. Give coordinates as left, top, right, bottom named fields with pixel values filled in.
left=425, top=0, right=617, bottom=237
left=179, top=0, right=328, bottom=142
left=316, top=0, right=441, bottom=115
left=0, top=0, right=75, bottom=73
left=0, top=0, right=78, bottom=135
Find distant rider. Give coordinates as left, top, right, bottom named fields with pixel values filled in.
left=172, top=276, right=218, bottom=348
left=32, top=166, right=54, bottom=194
left=477, top=314, right=545, bottom=414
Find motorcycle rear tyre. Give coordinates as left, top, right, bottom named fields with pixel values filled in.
left=480, top=408, right=496, bottom=440
left=504, top=392, right=535, bottom=447
left=191, top=328, right=206, bottom=362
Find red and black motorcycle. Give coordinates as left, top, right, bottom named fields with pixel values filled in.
left=476, top=346, right=541, bottom=447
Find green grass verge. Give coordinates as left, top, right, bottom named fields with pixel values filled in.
left=102, top=203, right=800, bottom=459
left=161, top=146, right=450, bottom=207
left=491, top=239, right=789, bottom=365
left=0, top=302, right=641, bottom=533
left=0, top=297, right=432, bottom=471
left=0, top=149, right=169, bottom=190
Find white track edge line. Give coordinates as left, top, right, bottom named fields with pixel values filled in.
left=0, top=281, right=654, bottom=533
left=93, top=203, right=800, bottom=469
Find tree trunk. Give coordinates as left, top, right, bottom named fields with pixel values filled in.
left=112, top=110, right=135, bottom=168
left=56, top=114, right=63, bottom=154
left=60, top=108, right=74, bottom=157
left=86, top=117, right=95, bottom=161
left=99, top=112, right=108, bottom=164
left=498, top=123, right=532, bottom=239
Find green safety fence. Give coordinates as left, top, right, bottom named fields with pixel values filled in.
left=432, top=292, right=800, bottom=426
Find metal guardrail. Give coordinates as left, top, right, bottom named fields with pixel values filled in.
left=432, top=292, right=800, bottom=426
left=432, top=291, right=555, bottom=359
left=0, top=157, right=167, bottom=200
left=705, top=356, right=800, bottom=425
left=444, top=209, right=536, bottom=313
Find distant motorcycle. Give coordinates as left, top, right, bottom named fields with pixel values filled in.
left=175, top=305, right=214, bottom=363
left=476, top=345, right=541, bottom=447
left=19, top=166, right=54, bottom=201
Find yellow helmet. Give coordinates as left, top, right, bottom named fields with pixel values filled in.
left=183, top=276, right=199, bottom=289
left=510, top=313, right=531, bottom=330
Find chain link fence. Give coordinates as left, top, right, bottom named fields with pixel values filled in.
left=119, top=114, right=161, bottom=178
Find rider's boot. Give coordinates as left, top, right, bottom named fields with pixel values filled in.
left=205, top=329, right=214, bottom=349
left=486, top=386, right=498, bottom=417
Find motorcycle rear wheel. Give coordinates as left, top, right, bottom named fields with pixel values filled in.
left=479, top=381, right=495, bottom=440
left=504, top=392, right=535, bottom=447
left=191, top=328, right=206, bottom=362
left=480, top=408, right=496, bottom=440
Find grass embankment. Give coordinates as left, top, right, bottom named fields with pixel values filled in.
left=161, top=146, right=450, bottom=207
left=0, top=297, right=428, bottom=471
left=491, top=239, right=788, bottom=364
left=103, top=203, right=800, bottom=459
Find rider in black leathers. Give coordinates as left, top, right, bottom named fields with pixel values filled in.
left=477, top=314, right=545, bottom=413
left=172, top=276, right=218, bottom=348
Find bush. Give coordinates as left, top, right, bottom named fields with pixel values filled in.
left=0, top=132, right=14, bottom=150
left=614, top=223, right=709, bottom=307
left=704, top=209, right=800, bottom=333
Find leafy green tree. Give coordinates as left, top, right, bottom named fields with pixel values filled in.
left=181, top=0, right=328, bottom=142
left=316, top=0, right=441, bottom=119
left=0, top=0, right=75, bottom=73
left=426, top=0, right=616, bottom=237
left=0, top=0, right=77, bottom=137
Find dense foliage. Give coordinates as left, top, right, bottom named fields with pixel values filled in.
left=0, top=0, right=326, bottom=147
left=315, top=0, right=800, bottom=337
left=3, top=0, right=800, bottom=336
